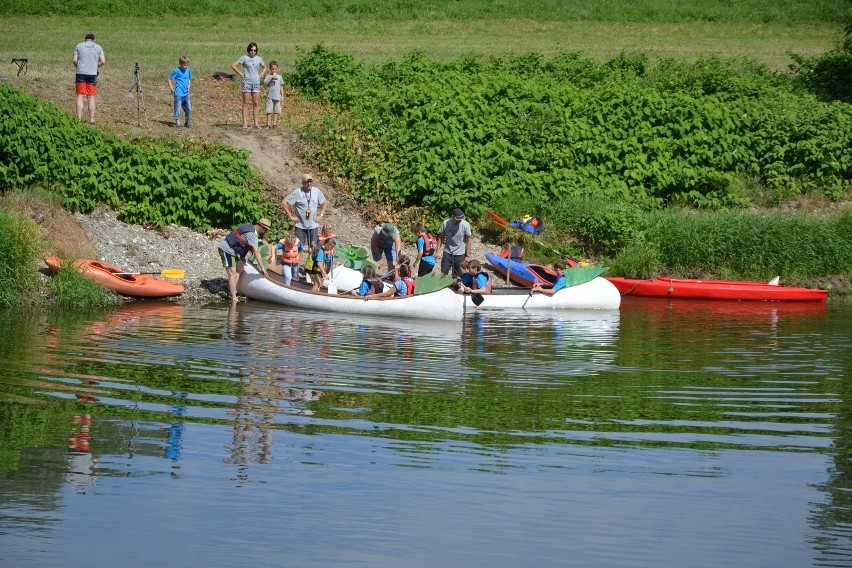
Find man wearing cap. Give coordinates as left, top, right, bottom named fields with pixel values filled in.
left=370, top=222, right=404, bottom=280
left=283, top=173, right=328, bottom=249
left=218, top=219, right=270, bottom=303
left=72, top=33, right=105, bottom=124
left=436, top=208, right=473, bottom=278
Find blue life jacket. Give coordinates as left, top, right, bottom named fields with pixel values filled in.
left=225, top=224, right=255, bottom=258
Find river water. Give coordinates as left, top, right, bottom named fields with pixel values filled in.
left=0, top=298, right=850, bottom=567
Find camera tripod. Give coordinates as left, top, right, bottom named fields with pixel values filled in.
left=127, top=62, right=146, bottom=125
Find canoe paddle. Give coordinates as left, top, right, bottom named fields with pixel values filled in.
left=113, top=268, right=186, bottom=279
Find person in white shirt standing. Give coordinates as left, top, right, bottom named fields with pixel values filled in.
left=72, top=33, right=105, bottom=124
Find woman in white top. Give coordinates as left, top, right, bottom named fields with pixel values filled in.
left=231, top=42, right=267, bottom=128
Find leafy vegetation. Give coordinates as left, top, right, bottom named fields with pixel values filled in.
left=0, top=209, right=42, bottom=309
left=0, top=85, right=270, bottom=232
left=292, top=47, right=851, bottom=218
left=45, top=265, right=122, bottom=309
left=791, top=23, right=852, bottom=103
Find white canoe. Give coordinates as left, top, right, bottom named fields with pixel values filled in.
left=464, top=277, right=621, bottom=311
left=238, top=264, right=465, bottom=321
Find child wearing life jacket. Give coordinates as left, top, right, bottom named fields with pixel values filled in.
left=399, top=263, right=416, bottom=296
left=375, top=262, right=416, bottom=298
left=353, top=265, right=385, bottom=297
left=411, top=222, right=437, bottom=277
left=306, top=238, right=335, bottom=292
left=459, top=259, right=492, bottom=294
left=275, top=234, right=301, bottom=286
left=318, top=225, right=338, bottom=247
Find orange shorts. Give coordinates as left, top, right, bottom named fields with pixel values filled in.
left=76, top=82, right=97, bottom=96
left=75, top=74, right=97, bottom=96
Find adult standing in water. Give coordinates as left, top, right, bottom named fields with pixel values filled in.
left=72, top=33, right=105, bottom=124
left=230, top=42, right=266, bottom=129
left=283, top=173, right=328, bottom=249
left=218, top=218, right=271, bottom=303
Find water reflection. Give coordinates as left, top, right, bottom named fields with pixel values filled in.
left=66, top=413, right=96, bottom=494
left=0, top=300, right=850, bottom=567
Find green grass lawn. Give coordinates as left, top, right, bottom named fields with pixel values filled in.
left=0, top=15, right=843, bottom=82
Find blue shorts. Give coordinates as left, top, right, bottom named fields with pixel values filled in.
left=75, top=73, right=97, bottom=85
left=241, top=80, right=260, bottom=93
left=372, top=245, right=397, bottom=266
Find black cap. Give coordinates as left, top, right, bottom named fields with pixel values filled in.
left=85, top=33, right=95, bottom=40
left=452, top=208, right=465, bottom=220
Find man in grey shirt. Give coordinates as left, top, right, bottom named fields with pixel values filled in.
left=283, top=173, right=328, bottom=247
left=436, top=208, right=473, bottom=277
left=72, top=33, right=105, bottom=124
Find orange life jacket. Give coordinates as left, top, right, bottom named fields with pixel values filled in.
left=279, top=242, right=300, bottom=265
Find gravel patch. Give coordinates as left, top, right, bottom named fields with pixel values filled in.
left=73, top=208, right=229, bottom=303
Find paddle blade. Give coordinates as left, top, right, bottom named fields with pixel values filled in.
left=159, top=269, right=185, bottom=279
left=414, top=272, right=456, bottom=295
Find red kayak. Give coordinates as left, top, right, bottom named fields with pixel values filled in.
left=45, top=257, right=184, bottom=299
left=606, top=276, right=827, bottom=302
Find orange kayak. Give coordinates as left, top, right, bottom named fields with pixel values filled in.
left=44, top=257, right=184, bottom=299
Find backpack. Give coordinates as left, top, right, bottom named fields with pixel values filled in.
left=510, top=216, right=545, bottom=235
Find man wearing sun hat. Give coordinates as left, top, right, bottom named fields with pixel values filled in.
left=217, top=218, right=270, bottom=303
left=283, top=173, right=328, bottom=248
left=72, top=32, right=105, bottom=124
left=370, top=221, right=404, bottom=280
left=436, top=208, right=472, bottom=278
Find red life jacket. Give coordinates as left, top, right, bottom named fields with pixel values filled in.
left=402, top=277, right=416, bottom=295
left=421, top=233, right=436, bottom=256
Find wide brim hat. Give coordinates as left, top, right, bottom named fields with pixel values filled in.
left=257, top=218, right=272, bottom=230
left=381, top=223, right=398, bottom=237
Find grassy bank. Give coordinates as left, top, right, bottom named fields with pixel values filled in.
left=0, top=15, right=842, bottom=81
left=0, top=190, right=121, bottom=309
left=3, top=0, right=847, bottom=24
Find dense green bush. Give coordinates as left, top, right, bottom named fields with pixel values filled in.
left=0, top=210, right=42, bottom=309
left=610, top=242, right=662, bottom=280
left=0, top=85, right=270, bottom=231
left=291, top=47, right=852, bottom=221
left=791, top=24, right=852, bottom=103
left=645, top=209, right=852, bottom=279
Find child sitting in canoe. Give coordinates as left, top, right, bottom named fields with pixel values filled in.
left=531, top=261, right=567, bottom=295
left=458, top=259, right=492, bottom=295
left=351, top=265, right=385, bottom=297
left=373, top=263, right=416, bottom=299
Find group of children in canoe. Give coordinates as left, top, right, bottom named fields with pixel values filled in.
left=217, top=178, right=569, bottom=303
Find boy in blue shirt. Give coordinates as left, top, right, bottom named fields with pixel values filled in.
left=167, top=56, right=192, bottom=128
left=458, top=259, right=491, bottom=294
left=531, top=261, right=568, bottom=295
